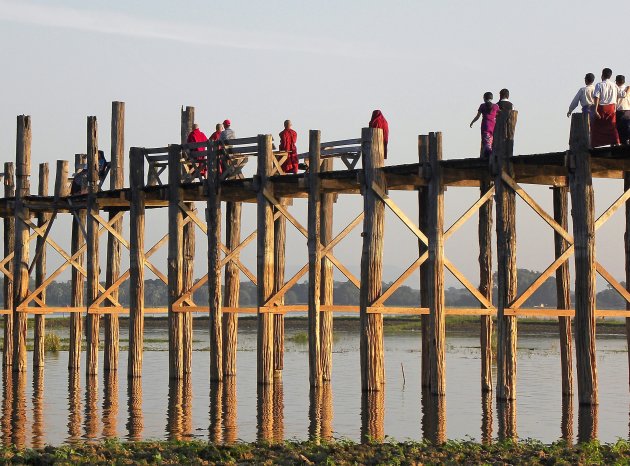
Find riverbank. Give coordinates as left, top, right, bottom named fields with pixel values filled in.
left=0, top=439, right=628, bottom=465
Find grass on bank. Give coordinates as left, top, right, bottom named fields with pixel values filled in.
left=0, top=439, right=628, bottom=465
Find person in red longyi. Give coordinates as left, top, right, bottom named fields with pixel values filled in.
left=592, top=67, right=620, bottom=147
left=187, top=123, right=208, bottom=177
left=210, top=123, right=223, bottom=142
left=368, top=110, right=389, bottom=159
left=279, top=120, right=298, bottom=174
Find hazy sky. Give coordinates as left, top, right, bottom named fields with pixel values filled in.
left=0, top=0, right=628, bottom=294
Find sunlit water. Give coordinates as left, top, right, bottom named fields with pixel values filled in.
left=1, top=324, right=627, bottom=447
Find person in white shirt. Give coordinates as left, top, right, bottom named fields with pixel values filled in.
left=591, top=68, right=620, bottom=147
left=616, top=75, right=630, bottom=145
left=567, top=73, right=595, bottom=118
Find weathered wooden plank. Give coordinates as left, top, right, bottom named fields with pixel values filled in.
left=33, top=164, right=49, bottom=368
left=223, top=199, right=241, bottom=377
left=273, top=198, right=287, bottom=375
left=418, top=135, right=430, bottom=388
left=3, top=162, right=15, bottom=368
left=320, top=156, right=334, bottom=382
left=69, top=155, right=85, bottom=371
left=308, top=130, right=322, bottom=387
left=479, top=165, right=494, bottom=392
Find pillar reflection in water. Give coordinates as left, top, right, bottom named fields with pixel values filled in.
left=181, top=375, right=193, bottom=440
left=361, top=390, right=384, bottom=443
left=578, top=403, right=598, bottom=443
left=257, top=384, right=273, bottom=442
left=209, top=381, right=223, bottom=444
left=497, top=400, right=517, bottom=441
left=67, top=370, right=81, bottom=443
left=222, top=377, right=238, bottom=444
left=32, top=367, right=45, bottom=448
left=1, top=371, right=12, bottom=446
left=481, top=391, right=493, bottom=444
left=126, top=376, right=143, bottom=441
left=84, top=375, right=99, bottom=441
left=166, top=377, right=192, bottom=441
left=11, top=370, right=26, bottom=448
left=102, top=371, right=119, bottom=439
left=421, top=389, right=445, bottom=444
left=308, top=383, right=334, bottom=443
left=272, top=378, right=284, bottom=442
left=561, top=395, right=574, bottom=444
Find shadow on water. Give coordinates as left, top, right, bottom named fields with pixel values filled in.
left=421, top=389, right=445, bottom=444
left=127, top=376, right=143, bottom=441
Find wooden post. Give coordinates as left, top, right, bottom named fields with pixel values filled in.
left=33, top=163, right=49, bottom=368
left=85, top=116, right=100, bottom=376
left=207, top=140, right=223, bottom=382
left=320, top=157, right=334, bottom=382
left=104, top=101, right=124, bottom=372
left=359, top=127, right=385, bottom=392
left=128, top=148, right=145, bottom=378
left=223, top=200, right=241, bottom=377
left=427, top=132, right=445, bottom=396
left=494, top=110, right=518, bottom=400
left=257, top=134, right=275, bottom=385
left=168, top=144, right=184, bottom=380
left=479, top=162, right=494, bottom=392
left=308, top=129, right=322, bottom=387
left=418, top=135, right=430, bottom=388
left=553, top=186, right=573, bottom=396
left=12, top=115, right=31, bottom=372
left=3, top=162, right=15, bottom=368
left=180, top=106, right=195, bottom=376
left=273, top=201, right=287, bottom=376
left=69, top=155, right=85, bottom=370
left=568, top=113, right=598, bottom=406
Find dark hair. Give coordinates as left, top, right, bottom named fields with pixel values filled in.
left=585, top=73, right=595, bottom=84
left=482, top=92, right=494, bottom=111
left=602, top=68, right=613, bottom=79
left=499, top=88, right=509, bottom=99
left=616, top=75, right=626, bottom=85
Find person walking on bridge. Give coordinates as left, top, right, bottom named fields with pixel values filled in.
left=567, top=73, right=595, bottom=119
left=187, top=123, right=208, bottom=177
left=470, top=92, right=499, bottom=157
left=279, top=120, right=298, bottom=174
left=592, top=68, right=620, bottom=147
left=498, top=88, right=513, bottom=111
left=368, top=110, right=389, bottom=159
left=616, top=75, right=630, bottom=145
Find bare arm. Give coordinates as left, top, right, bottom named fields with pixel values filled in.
left=593, top=96, right=601, bottom=119
left=470, top=111, right=481, bottom=128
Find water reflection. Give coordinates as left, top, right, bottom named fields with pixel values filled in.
left=361, top=390, right=384, bottom=442
left=497, top=400, right=517, bottom=441
left=578, top=404, right=598, bottom=443
left=257, top=384, right=273, bottom=442
left=561, top=396, right=573, bottom=444
left=209, top=381, right=223, bottom=443
left=102, top=372, right=118, bottom=439
left=481, top=391, right=493, bottom=444
left=32, top=368, right=44, bottom=448
left=11, top=371, right=26, bottom=448
left=421, top=389, right=445, bottom=444
left=67, top=370, right=81, bottom=443
left=166, top=377, right=192, bottom=440
left=308, top=383, right=334, bottom=443
left=127, top=376, right=143, bottom=441
left=273, top=378, right=284, bottom=442
left=1, top=371, right=12, bottom=446
left=84, top=375, right=99, bottom=440
left=222, top=378, right=238, bottom=444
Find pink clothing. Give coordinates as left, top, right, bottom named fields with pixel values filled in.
left=478, top=103, right=500, bottom=133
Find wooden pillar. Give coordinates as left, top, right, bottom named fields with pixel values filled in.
left=553, top=186, right=573, bottom=396
left=128, top=148, right=145, bottom=378
left=479, top=164, right=494, bottom=392
left=494, top=110, right=518, bottom=400
left=68, top=155, right=85, bottom=370
left=85, top=116, right=100, bottom=376
left=180, top=106, right=195, bottom=376
left=273, top=201, right=287, bottom=376
left=168, top=145, right=184, bottom=380
left=320, top=157, right=334, bottom=382
left=625, top=172, right=630, bottom=391
left=427, top=132, right=445, bottom=396
left=308, top=129, right=322, bottom=387
left=33, top=163, right=49, bottom=368
left=223, top=200, right=241, bottom=377
left=104, top=101, right=124, bottom=372
left=418, top=135, right=430, bottom=387
left=359, top=127, right=385, bottom=392
left=3, top=162, right=15, bottom=368
left=568, top=113, right=598, bottom=405
left=12, top=115, right=31, bottom=372
left=207, top=139, right=223, bottom=382
left=256, top=134, right=275, bottom=385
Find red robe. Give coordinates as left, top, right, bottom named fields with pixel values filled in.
left=187, top=128, right=208, bottom=176
left=591, top=104, right=620, bottom=147
left=210, top=130, right=221, bottom=141
left=368, top=110, right=389, bottom=158
left=279, top=128, right=298, bottom=174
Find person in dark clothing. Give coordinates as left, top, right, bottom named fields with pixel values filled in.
left=497, top=88, right=513, bottom=111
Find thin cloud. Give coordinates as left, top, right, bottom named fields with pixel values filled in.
left=0, top=0, right=364, bottom=57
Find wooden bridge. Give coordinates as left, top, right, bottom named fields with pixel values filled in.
left=0, top=102, right=627, bottom=439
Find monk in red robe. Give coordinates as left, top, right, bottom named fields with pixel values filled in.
left=279, top=120, right=298, bottom=174
left=187, top=123, right=208, bottom=177
left=369, top=110, right=389, bottom=158
left=208, top=123, right=224, bottom=174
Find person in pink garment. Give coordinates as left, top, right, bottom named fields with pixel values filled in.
left=187, top=123, right=208, bottom=177
left=470, top=92, right=500, bottom=157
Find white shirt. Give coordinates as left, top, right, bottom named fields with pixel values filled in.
left=568, top=84, right=594, bottom=113
left=617, top=85, right=630, bottom=111
left=593, top=79, right=618, bottom=105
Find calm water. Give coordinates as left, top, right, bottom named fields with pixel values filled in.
left=1, top=324, right=628, bottom=447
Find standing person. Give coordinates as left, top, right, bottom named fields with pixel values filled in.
left=279, top=120, right=298, bottom=174
left=616, top=75, right=630, bottom=145
left=567, top=73, right=595, bottom=118
left=210, top=123, right=223, bottom=142
left=187, top=123, right=208, bottom=177
left=498, top=88, right=513, bottom=111
left=220, top=119, right=236, bottom=141
left=592, top=68, right=620, bottom=147
left=469, top=92, right=500, bottom=157
left=368, top=110, right=389, bottom=158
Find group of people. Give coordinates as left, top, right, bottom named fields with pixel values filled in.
left=567, top=68, right=630, bottom=147
left=186, top=110, right=391, bottom=177
left=469, top=89, right=513, bottom=157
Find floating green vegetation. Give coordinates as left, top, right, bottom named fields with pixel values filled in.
left=0, top=439, right=627, bottom=465
left=288, top=332, right=308, bottom=344
left=44, top=333, right=61, bottom=352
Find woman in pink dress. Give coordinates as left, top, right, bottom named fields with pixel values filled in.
left=470, top=92, right=500, bottom=157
